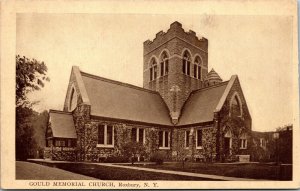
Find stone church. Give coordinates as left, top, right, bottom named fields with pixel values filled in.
left=44, top=21, right=252, bottom=162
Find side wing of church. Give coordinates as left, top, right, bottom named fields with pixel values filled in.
left=44, top=21, right=252, bottom=162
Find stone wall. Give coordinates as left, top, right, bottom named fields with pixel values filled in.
left=72, top=104, right=91, bottom=161
left=44, top=147, right=76, bottom=161
left=74, top=117, right=175, bottom=162
left=171, top=125, right=216, bottom=162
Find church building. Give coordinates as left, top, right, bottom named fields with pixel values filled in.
left=44, top=21, right=252, bottom=162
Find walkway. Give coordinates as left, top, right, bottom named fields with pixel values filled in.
left=28, top=159, right=265, bottom=181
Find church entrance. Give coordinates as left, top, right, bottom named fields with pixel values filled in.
left=224, top=137, right=231, bottom=156
left=223, top=130, right=232, bottom=157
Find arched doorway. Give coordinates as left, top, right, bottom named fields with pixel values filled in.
left=224, top=130, right=232, bottom=156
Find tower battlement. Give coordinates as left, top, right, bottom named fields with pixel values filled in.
left=143, top=21, right=208, bottom=55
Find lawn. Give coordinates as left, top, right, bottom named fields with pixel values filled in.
left=16, top=161, right=96, bottom=180
left=41, top=162, right=214, bottom=180
left=125, top=162, right=290, bottom=180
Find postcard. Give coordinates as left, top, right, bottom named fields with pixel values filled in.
left=1, top=0, right=299, bottom=189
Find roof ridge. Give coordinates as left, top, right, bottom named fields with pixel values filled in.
left=49, top=109, right=72, bottom=115
left=192, top=80, right=229, bottom=94
left=80, top=71, right=159, bottom=95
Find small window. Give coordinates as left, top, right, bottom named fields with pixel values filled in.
left=150, top=58, right=158, bottom=81
left=132, top=127, right=145, bottom=144
left=185, top=130, right=190, bottom=148
left=159, top=130, right=170, bottom=149
left=97, top=124, right=114, bottom=147
left=55, top=140, right=65, bottom=147
left=240, top=139, right=247, bottom=149
left=196, top=129, right=203, bottom=149
left=68, top=139, right=72, bottom=147
left=260, top=138, right=266, bottom=148
left=182, top=51, right=191, bottom=75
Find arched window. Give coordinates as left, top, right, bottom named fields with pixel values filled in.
left=231, top=95, right=242, bottom=117
left=182, top=51, right=191, bottom=75
left=193, top=56, right=202, bottom=80
left=149, top=58, right=157, bottom=81
left=160, top=51, right=169, bottom=76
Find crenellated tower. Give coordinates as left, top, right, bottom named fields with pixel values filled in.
left=143, top=21, right=209, bottom=124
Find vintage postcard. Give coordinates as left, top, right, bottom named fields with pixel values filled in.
left=1, top=0, right=299, bottom=189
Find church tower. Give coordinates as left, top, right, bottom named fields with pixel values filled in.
left=143, top=21, right=209, bottom=124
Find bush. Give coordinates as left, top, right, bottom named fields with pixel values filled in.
left=150, top=151, right=166, bottom=165
left=225, top=155, right=239, bottom=163
left=104, top=156, right=129, bottom=163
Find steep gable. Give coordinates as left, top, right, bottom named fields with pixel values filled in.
left=63, top=66, right=90, bottom=112
left=177, top=75, right=251, bottom=127
left=219, top=75, right=251, bottom=118
left=177, top=81, right=229, bottom=126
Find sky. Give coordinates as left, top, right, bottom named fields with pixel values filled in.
left=16, top=13, right=294, bottom=132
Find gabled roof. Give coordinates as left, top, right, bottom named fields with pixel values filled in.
left=49, top=110, right=77, bottom=138
left=80, top=72, right=173, bottom=126
left=177, top=81, right=229, bottom=126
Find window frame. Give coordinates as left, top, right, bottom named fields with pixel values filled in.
left=97, top=124, right=114, bottom=148
left=160, top=52, right=169, bottom=77
left=182, top=51, right=191, bottom=76
left=193, top=56, right=202, bottom=80
left=132, top=127, right=146, bottom=144
left=196, top=129, right=203, bottom=149
left=159, top=130, right=170, bottom=150
left=149, top=58, right=158, bottom=81
left=240, top=139, right=247, bottom=149
left=260, top=138, right=266, bottom=148
left=184, top=130, right=190, bottom=149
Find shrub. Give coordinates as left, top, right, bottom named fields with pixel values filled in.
left=150, top=151, right=166, bottom=165
left=104, top=156, right=129, bottom=163
left=120, top=141, right=147, bottom=164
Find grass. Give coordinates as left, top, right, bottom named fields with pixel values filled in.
left=125, top=162, right=285, bottom=180
left=43, top=162, right=215, bottom=180
left=16, top=161, right=96, bottom=180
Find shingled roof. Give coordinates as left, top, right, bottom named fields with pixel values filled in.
left=177, top=81, right=229, bottom=126
left=49, top=110, right=77, bottom=138
left=80, top=72, right=173, bottom=126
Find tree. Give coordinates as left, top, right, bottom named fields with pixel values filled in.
left=16, top=55, right=50, bottom=160
left=16, top=55, right=49, bottom=107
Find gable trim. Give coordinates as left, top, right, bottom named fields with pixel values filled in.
left=72, top=66, right=90, bottom=105
left=214, top=75, right=237, bottom=112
